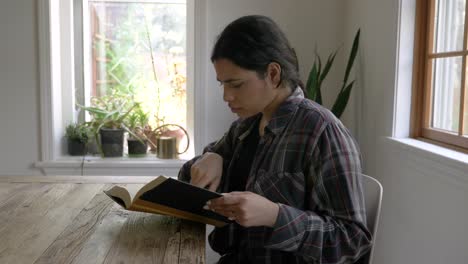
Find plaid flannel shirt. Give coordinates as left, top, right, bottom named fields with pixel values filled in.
left=178, top=88, right=372, bottom=263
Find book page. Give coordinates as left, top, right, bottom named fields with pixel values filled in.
left=104, top=183, right=146, bottom=209
left=103, top=186, right=131, bottom=209
left=134, top=175, right=167, bottom=199
left=126, top=184, right=145, bottom=201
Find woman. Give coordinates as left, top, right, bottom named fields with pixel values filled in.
left=178, top=15, right=372, bottom=264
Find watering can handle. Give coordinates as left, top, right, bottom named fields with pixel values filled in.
left=153, top=124, right=190, bottom=154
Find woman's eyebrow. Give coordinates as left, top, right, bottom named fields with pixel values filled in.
left=216, top=78, right=243, bottom=84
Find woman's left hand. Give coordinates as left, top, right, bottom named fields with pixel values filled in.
left=205, top=192, right=279, bottom=227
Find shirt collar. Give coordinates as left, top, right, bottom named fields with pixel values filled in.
left=266, top=87, right=304, bottom=135
left=237, top=87, right=305, bottom=138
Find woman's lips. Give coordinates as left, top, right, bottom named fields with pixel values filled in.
left=229, top=106, right=241, bottom=113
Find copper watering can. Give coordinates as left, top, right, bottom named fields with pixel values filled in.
left=152, top=124, right=190, bottom=159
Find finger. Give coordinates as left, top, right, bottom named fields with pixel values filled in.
left=207, top=177, right=221, bottom=192
left=227, top=210, right=237, bottom=221
left=205, top=198, right=237, bottom=211
left=190, top=175, right=201, bottom=186
left=194, top=175, right=213, bottom=188
left=210, top=194, right=241, bottom=206
left=228, top=191, right=247, bottom=195
left=190, top=177, right=204, bottom=187
left=190, top=167, right=201, bottom=184
left=207, top=199, right=237, bottom=209
left=190, top=170, right=211, bottom=188
left=216, top=209, right=240, bottom=222
left=210, top=207, right=235, bottom=217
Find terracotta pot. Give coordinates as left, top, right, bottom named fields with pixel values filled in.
left=160, top=128, right=185, bottom=144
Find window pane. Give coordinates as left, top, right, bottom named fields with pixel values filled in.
left=87, top=1, right=187, bottom=130
left=431, top=57, right=461, bottom=132
left=433, top=0, right=466, bottom=53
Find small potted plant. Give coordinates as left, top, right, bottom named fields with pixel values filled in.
left=126, top=105, right=152, bottom=156
left=65, top=123, right=90, bottom=156
left=78, top=92, right=141, bottom=157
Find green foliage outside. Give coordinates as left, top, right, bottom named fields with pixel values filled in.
left=89, top=2, right=187, bottom=130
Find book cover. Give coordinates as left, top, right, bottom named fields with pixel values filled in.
left=104, top=176, right=230, bottom=227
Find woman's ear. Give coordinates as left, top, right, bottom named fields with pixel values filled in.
left=267, top=62, right=282, bottom=88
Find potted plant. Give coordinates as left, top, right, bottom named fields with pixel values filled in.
left=65, top=123, right=90, bottom=156
left=78, top=92, right=141, bottom=157
left=126, top=105, right=152, bottom=156
left=305, top=29, right=360, bottom=118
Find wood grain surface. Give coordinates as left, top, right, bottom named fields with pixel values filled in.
left=0, top=178, right=205, bottom=264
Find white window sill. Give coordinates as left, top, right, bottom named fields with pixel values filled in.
left=35, top=154, right=192, bottom=176
left=384, top=137, right=468, bottom=182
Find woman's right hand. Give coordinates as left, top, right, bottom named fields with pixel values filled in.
left=190, top=152, right=223, bottom=191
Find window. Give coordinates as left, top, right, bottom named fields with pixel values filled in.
left=80, top=0, right=187, bottom=131
left=37, top=0, right=205, bottom=175
left=413, top=0, right=468, bottom=151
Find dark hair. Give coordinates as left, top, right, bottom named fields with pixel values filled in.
left=211, top=15, right=304, bottom=92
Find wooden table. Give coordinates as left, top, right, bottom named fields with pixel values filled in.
left=0, top=176, right=205, bottom=264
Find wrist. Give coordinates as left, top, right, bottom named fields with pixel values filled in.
left=266, top=202, right=280, bottom=227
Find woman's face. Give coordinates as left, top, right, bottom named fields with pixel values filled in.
left=213, top=59, right=280, bottom=118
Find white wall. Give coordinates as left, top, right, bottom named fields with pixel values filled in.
left=345, top=0, right=468, bottom=263
left=0, top=0, right=41, bottom=176
left=375, top=139, right=468, bottom=264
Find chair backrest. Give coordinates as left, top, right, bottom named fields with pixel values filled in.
left=361, top=174, right=383, bottom=264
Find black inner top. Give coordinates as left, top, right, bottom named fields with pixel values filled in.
left=229, top=119, right=260, bottom=192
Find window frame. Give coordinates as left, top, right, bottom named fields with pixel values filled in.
left=36, top=0, right=206, bottom=175
left=412, top=0, right=468, bottom=152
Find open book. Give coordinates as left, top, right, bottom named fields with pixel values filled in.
left=103, top=175, right=230, bottom=227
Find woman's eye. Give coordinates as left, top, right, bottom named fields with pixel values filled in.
left=232, top=82, right=243, bottom=88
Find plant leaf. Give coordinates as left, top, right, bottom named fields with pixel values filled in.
left=309, top=52, right=324, bottom=105
left=315, top=55, right=323, bottom=104
left=343, top=29, right=360, bottom=87
left=76, top=104, right=109, bottom=116
left=316, top=84, right=322, bottom=105
left=320, top=50, right=338, bottom=82
left=306, top=60, right=320, bottom=102
left=316, top=52, right=323, bottom=80
left=331, top=81, right=355, bottom=118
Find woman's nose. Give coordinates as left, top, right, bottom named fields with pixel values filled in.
left=223, top=87, right=234, bottom=102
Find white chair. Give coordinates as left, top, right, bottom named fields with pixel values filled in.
left=361, top=174, right=383, bottom=264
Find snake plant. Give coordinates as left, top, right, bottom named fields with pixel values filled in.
left=305, top=29, right=360, bottom=118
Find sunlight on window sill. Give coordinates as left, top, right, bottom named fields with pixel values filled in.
left=35, top=153, right=194, bottom=176
left=38, top=153, right=191, bottom=166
